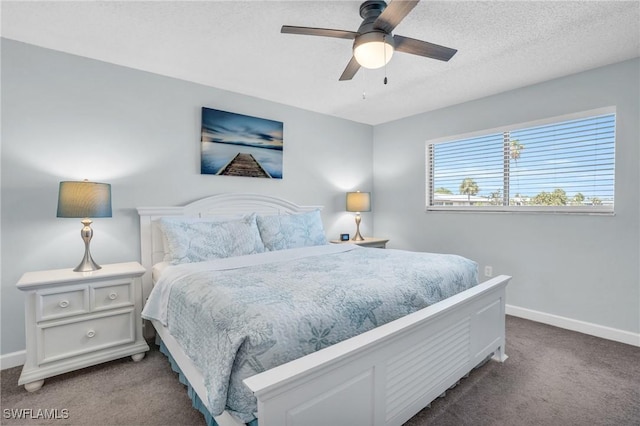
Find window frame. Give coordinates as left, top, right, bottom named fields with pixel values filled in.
left=425, top=106, right=616, bottom=215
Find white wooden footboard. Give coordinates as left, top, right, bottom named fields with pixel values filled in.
left=244, top=275, right=510, bottom=426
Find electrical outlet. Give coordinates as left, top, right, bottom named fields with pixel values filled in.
left=484, top=266, right=493, bottom=277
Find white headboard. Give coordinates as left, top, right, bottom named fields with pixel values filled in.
left=136, top=193, right=322, bottom=300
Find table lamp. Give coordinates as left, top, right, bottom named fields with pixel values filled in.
left=346, top=191, right=371, bottom=241
left=57, top=180, right=112, bottom=272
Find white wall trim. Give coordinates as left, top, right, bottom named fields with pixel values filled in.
left=506, top=304, right=640, bottom=347
left=4, top=307, right=637, bottom=370
left=2, top=306, right=637, bottom=369
left=1, top=350, right=25, bottom=370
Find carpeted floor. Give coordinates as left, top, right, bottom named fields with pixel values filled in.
left=1, top=316, right=638, bottom=426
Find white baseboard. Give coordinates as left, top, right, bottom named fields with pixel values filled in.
left=506, top=304, right=640, bottom=347
left=0, top=350, right=25, bottom=370
left=2, top=307, right=637, bottom=369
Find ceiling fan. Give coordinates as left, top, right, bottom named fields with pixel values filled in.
left=281, top=0, right=457, bottom=81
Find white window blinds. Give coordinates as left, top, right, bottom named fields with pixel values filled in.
left=427, top=110, right=616, bottom=213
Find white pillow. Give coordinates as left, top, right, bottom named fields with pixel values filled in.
left=156, top=214, right=244, bottom=261
left=256, top=210, right=328, bottom=251
left=159, top=214, right=265, bottom=264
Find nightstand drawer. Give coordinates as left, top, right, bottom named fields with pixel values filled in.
left=37, top=286, right=89, bottom=321
left=38, top=309, right=135, bottom=365
left=91, top=280, right=133, bottom=311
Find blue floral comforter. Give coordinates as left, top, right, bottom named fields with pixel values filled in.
left=142, top=244, right=478, bottom=423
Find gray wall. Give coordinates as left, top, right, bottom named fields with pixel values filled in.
left=1, top=39, right=373, bottom=355
left=373, top=59, right=640, bottom=335
left=2, top=39, right=638, bottom=357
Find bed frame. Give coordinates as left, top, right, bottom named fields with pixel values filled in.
left=137, top=193, right=511, bottom=426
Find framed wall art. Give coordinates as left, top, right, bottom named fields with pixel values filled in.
left=200, top=107, right=283, bottom=179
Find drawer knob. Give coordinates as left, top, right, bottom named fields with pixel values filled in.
left=86, top=329, right=96, bottom=338
left=58, top=300, right=69, bottom=308
left=108, top=292, right=118, bottom=300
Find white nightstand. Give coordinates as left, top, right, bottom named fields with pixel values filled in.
left=330, top=237, right=389, bottom=249
left=16, top=262, right=149, bottom=392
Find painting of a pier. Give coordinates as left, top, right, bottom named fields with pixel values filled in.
left=201, top=107, right=283, bottom=179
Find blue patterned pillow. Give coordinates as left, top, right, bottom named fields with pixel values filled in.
left=159, top=214, right=265, bottom=264
left=256, top=210, right=328, bottom=251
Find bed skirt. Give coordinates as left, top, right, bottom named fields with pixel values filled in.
left=157, top=338, right=259, bottom=426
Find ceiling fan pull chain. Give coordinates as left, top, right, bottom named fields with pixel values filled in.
left=383, top=34, right=388, bottom=85
left=362, top=70, right=367, bottom=100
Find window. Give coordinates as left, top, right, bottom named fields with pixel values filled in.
left=426, top=108, right=615, bottom=213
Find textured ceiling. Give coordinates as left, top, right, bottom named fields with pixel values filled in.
left=2, top=1, right=639, bottom=125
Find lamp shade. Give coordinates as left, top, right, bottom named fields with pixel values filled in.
left=57, top=181, right=112, bottom=218
left=346, top=191, right=371, bottom=213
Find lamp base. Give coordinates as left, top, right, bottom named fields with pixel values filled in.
left=352, top=231, right=365, bottom=241
left=73, top=254, right=102, bottom=272
left=352, top=213, right=365, bottom=241
left=73, top=219, right=102, bottom=272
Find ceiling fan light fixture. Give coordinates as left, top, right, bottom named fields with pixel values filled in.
left=353, top=32, right=395, bottom=69
left=282, top=0, right=457, bottom=81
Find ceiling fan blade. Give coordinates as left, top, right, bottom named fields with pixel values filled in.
left=339, top=56, right=361, bottom=81
left=373, top=0, right=420, bottom=34
left=393, top=35, right=457, bottom=61
left=281, top=25, right=357, bottom=40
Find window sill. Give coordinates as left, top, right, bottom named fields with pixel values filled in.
left=426, top=206, right=615, bottom=215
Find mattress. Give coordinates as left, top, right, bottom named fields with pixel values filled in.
left=142, top=244, right=478, bottom=423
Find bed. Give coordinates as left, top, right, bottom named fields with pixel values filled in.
left=137, top=193, right=511, bottom=426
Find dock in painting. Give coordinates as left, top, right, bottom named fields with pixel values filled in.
left=217, top=153, right=272, bottom=178
left=201, top=107, right=283, bottom=179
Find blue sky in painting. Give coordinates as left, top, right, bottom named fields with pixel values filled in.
left=201, top=107, right=283, bottom=150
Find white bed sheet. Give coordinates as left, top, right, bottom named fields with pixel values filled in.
left=152, top=261, right=170, bottom=284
